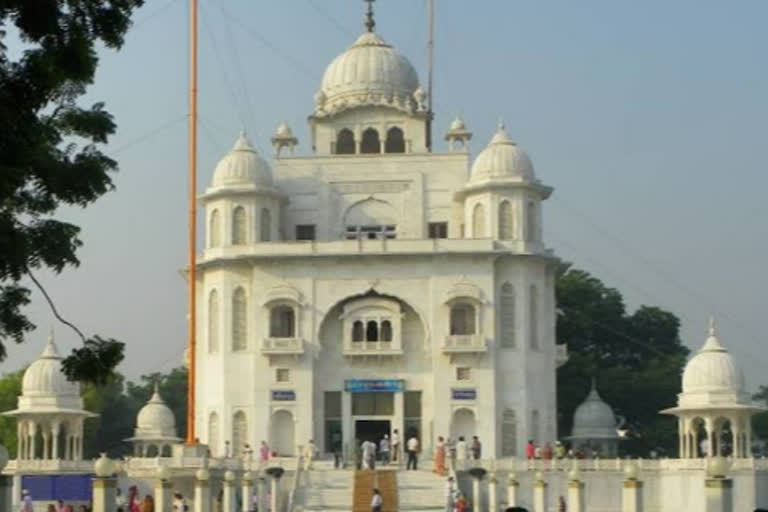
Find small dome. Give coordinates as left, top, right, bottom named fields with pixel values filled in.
left=135, top=385, right=177, bottom=438
left=571, top=381, right=618, bottom=440
left=682, top=319, right=745, bottom=396
left=211, top=133, right=272, bottom=188
left=318, top=32, right=420, bottom=114
left=275, top=122, right=293, bottom=138
left=469, top=123, right=535, bottom=184
left=450, top=116, right=466, bottom=131
left=22, top=335, right=79, bottom=398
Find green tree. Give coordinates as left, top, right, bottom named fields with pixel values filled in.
left=556, top=268, right=689, bottom=456
left=0, top=369, right=24, bottom=456
left=0, top=0, right=144, bottom=383
left=82, top=373, right=139, bottom=458
left=751, top=386, right=768, bottom=442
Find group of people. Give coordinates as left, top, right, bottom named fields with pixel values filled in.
left=433, top=435, right=483, bottom=475
left=525, top=439, right=603, bottom=460
left=353, top=429, right=422, bottom=470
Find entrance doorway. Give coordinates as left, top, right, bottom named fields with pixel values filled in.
left=355, top=420, right=390, bottom=444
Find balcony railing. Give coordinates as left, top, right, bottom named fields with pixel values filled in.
left=442, top=334, right=486, bottom=353
left=343, top=340, right=403, bottom=356
left=261, top=337, right=304, bottom=355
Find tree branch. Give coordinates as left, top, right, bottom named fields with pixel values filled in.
left=25, top=265, right=87, bottom=343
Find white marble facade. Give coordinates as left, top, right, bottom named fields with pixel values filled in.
left=193, top=23, right=562, bottom=460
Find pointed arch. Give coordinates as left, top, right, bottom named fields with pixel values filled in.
left=472, top=203, right=486, bottom=238
left=531, top=409, right=540, bottom=443
left=526, top=200, right=537, bottom=242
left=208, top=290, right=219, bottom=353
left=385, top=126, right=405, bottom=153
left=529, top=284, right=538, bottom=350
left=500, top=283, right=515, bottom=348
left=360, top=128, right=380, bottom=154
left=232, top=411, right=248, bottom=457
left=501, top=409, right=517, bottom=456
left=232, top=287, right=247, bottom=351
left=336, top=128, right=355, bottom=154
left=499, top=200, right=514, bottom=240
left=209, top=209, right=221, bottom=248
left=232, top=206, right=247, bottom=245
left=260, top=208, right=271, bottom=242
left=208, top=413, right=219, bottom=457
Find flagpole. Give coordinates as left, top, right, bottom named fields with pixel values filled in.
left=186, top=0, right=198, bottom=445
left=426, top=0, right=434, bottom=152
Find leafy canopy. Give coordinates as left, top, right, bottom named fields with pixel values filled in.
left=0, top=0, right=144, bottom=383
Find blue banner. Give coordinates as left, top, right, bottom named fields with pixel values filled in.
left=272, top=390, right=296, bottom=401
left=22, top=475, right=93, bottom=501
left=452, top=388, right=477, bottom=400
left=344, top=379, right=404, bottom=393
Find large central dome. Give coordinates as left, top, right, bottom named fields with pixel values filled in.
left=316, top=32, right=421, bottom=116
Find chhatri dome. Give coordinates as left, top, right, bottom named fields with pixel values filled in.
left=469, top=122, right=536, bottom=184
left=210, top=133, right=273, bottom=189
left=569, top=379, right=619, bottom=456
left=126, top=384, right=181, bottom=457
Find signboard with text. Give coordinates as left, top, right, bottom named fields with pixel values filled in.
left=452, top=388, right=477, bottom=400
left=344, top=379, right=404, bottom=393
left=271, top=390, right=296, bottom=401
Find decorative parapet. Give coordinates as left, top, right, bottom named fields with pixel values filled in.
left=442, top=334, right=487, bottom=353
left=261, top=338, right=304, bottom=356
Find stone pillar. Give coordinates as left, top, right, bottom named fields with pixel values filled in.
left=270, top=473, right=281, bottom=512
left=705, top=478, right=733, bottom=512
left=242, top=472, right=254, bottom=512
left=487, top=473, right=498, bottom=512
left=92, top=477, right=117, bottom=512
left=194, top=468, right=211, bottom=512
left=533, top=472, right=548, bottom=512
left=52, top=422, right=60, bottom=460
left=506, top=473, right=519, bottom=507
left=393, top=392, right=404, bottom=454
left=731, top=423, right=741, bottom=458
left=155, top=477, right=172, bottom=512
left=342, top=391, right=353, bottom=463
left=746, top=423, right=753, bottom=457
left=29, top=422, right=36, bottom=459
left=16, top=423, right=23, bottom=460
left=223, top=471, right=236, bottom=512
left=257, top=477, right=268, bottom=512
left=472, top=476, right=482, bottom=512
left=568, top=479, right=585, bottom=512
left=623, top=480, right=643, bottom=512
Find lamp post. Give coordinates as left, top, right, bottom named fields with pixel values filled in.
left=568, top=463, right=586, bottom=512
left=155, top=465, right=172, bottom=512
left=194, top=467, right=211, bottom=512
left=622, top=459, right=643, bottom=512
left=533, top=471, right=548, bottom=512
left=242, top=471, right=254, bottom=512
left=92, top=453, right=117, bottom=512
left=507, top=471, right=519, bottom=507
left=468, top=467, right=486, bottom=512
left=705, top=456, right=733, bottom=512
left=223, top=470, right=236, bottom=512
left=266, top=466, right=285, bottom=512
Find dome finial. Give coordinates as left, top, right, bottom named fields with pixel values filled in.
left=708, top=315, right=716, bottom=337
left=48, top=326, right=55, bottom=344
left=701, top=316, right=725, bottom=352
left=364, top=0, right=376, bottom=33
left=497, top=117, right=505, bottom=132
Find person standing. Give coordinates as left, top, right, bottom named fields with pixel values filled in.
left=444, top=476, right=455, bottom=512
left=379, top=434, right=391, bottom=466
left=20, top=490, right=33, bottom=512
left=259, top=441, right=270, bottom=465
left=391, top=429, right=401, bottom=463
left=304, top=439, right=317, bottom=470
left=455, top=436, right=468, bottom=469
left=224, top=440, right=231, bottom=458
left=433, top=436, right=446, bottom=475
left=554, top=441, right=565, bottom=460
left=127, top=486, right=141, bottom=512
left=406, top=435, right=419, bottom=470
left=140, top=495, right=155, bottom=512
left=371, top=488, right=383, bottom=512
left=362, top=439, right=376, bottom=470
left=526, top=440, right=535, bottom=460
left=354, top=439, right=363, bottom=470
left=172, top=493, right=188, bottom=512
left=470, top=436, right=482, bottom=460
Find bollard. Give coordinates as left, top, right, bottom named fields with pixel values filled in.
left=92, top=454, right=117, bottom=512
left=242, top=471, right=254, bottom=512
left=194, top=467, right=211, bottom=512
left=258, top=476, right=268, bottom=512
left=622, top=461, right=643, bottom=512
left=507, top=472, right=519, bottom=507
left=468, top=467, right=487, bottom=512
left=223, top=470, right=236, bottom=512
left=533, top=471, right=548, bottom=512
left=705, top=456, right=733, bottom=512
left=266, top=466, right=285, bottom=512
left=487, top=473, right=498, bottom=512
left=155, top=466, right=172, bottom=512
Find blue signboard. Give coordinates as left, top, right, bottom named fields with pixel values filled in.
left=452, top=388, right=477, bottom=400
left=345, top=379, right=404, bottom=393
left=22, top=475, right=93, bottom=501
left=272, top=390, right=296, bottom=401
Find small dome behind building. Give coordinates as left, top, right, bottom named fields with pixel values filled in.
left=126, top=384, right=181, bottom=458
left=211, top=133, right=273, bottom=189
left=469, top=123, right=535, bottom=184
left=569, top=379, right=619, bottom=457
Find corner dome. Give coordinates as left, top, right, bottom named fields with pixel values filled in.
left=135, top=385, right=177, bottom=438
left=316, top=31, right=420, bottom=116
left=22, top=335, right=79, bottom=398
left=681, top=319, right=745, bottom=396
left=469, top=123, right=535, bottom=184
left=571, top=381, right=618, bottom=440
left=211, top=133, right=273, bottom=188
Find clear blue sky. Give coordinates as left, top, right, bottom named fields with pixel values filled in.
left=5, top=1, right=767, bottom=391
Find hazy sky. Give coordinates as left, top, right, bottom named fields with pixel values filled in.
left=4, top=1, right=767, bottom=391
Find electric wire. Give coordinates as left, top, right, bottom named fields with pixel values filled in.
left=307, top=0, right=356, bottom=39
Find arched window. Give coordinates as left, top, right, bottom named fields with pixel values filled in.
left=352, top=321, right=364, bottom=342
left=366, top=320, right=379, bottom=341
left=472, top=203, right=486, bottom=238
left=360, top=128, right=380, bottom=154
left=209, top=209, right=221, bottom=247
left=531, top=409, right=540, bottom=442
left=232, top=206, right=247, bottom=245
left=209, top=413, right=219, bottom=457
left=529, top=285, right=538, bottom=349
left=384, top=127, right=405, bottom=153
left=500, top=283, right=515, bottom=348
left=450, top=304, right=476, bottom=335
left=260, top=208, right=271, bottom=242
left=232, top=411, right=247, bottom=457
left=208, top=290, right=219, bottom=353
left=380, top=320, right=392, bottom=341
left=501, top=409, right=517, bottom=456
left=270, top=306, right=295, bottom=338
left=336, top=128, right=355, bottom=154
left=526, top=200, right=537, bottom=242
left=499, top=201, right=514, bottom=240
left=232, top=287, right=247, bottom=351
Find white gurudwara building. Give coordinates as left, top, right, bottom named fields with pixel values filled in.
left=193, top=13, right=568, bottom=461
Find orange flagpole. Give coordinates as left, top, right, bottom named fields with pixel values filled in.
left=186, top=0, right=198, bottom=445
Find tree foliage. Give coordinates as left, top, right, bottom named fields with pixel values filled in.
left=752, top=386, right=768, bottom=442
left=0, top=0, right=144, bottom=383
left=556, top=268, right=689, bottom=456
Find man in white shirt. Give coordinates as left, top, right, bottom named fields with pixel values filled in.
left=391, top=429, right=400, bottom=463
left=406, top=435, right=419, bottom=470
left=456, top=436, right=468, bottom=470
left=371, top=488, right=383, bottom=512
left=362, top=439, right=377, bottom=470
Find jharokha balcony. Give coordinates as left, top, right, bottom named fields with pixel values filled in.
left=261, top=337, right=304, bottom=356
left=442, top=334, right=487, bottom=353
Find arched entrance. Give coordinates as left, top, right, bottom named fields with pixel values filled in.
left=270, top=410, right=295, bottom=456
left=451, top=408, right=476, bottom=441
